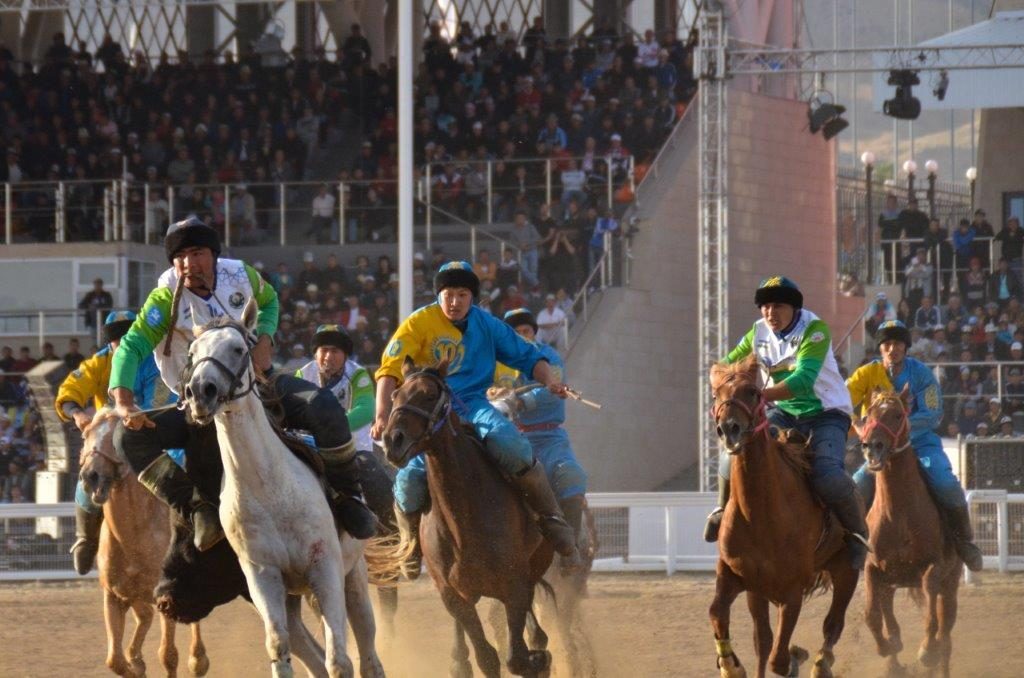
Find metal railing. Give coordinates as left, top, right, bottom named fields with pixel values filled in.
left=1, top=155, right=636, bottom=249
left=0, top=308, right=105, bottom=347
left=927, top=361, right=1024, bottom=407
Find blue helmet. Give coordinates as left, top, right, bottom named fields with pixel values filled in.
left=503, top=307, right=538, bottom=333
left=104, top=310, right=137, bottom=343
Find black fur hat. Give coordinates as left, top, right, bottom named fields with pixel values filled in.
left=433, top=260, right=480, bottom=298
left=164, top=216, right=221, bottom=263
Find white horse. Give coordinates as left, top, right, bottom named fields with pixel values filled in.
left=182, top=299, right=384, bottom=678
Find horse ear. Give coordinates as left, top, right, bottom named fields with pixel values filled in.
left=401, top=355, right=416, bottom=377
left=241, top=297, right=259, bottom=333
left=436, top=357, right=450, bottom=377
left=709, top=362, right=727, bottom=390
left=851, top=416, right=867, bottom=439
left=754, top=361, right=769, bottom=391
left=899, top=382, right=912, bottom=405
left=189, top=300, right=204, bottom=338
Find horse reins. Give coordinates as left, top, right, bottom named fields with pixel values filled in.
left=859, top=394, right=911, bottom=454
left=712, top=375, right=770, bottom=447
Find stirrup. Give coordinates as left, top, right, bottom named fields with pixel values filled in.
left=847, top=531, right=873, bottom=553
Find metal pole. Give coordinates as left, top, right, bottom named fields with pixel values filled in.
left=37, top=311, right=44, bottom=355
left=866, top=163, right=874, bottom=283
left=4, top=183, right=10, bottom=245
left=629, top=155, right=636, bottom=204
left=279, top=183, right=286, bottom=245
left=103, top=187, right=111, bottom=241
left=893, top=0, right=899, bottom=175
left=470, top=225, right=477, bottom=262
left=95, top=309, right=102, bottom=346
left=425, top=163, right=433, bottom=253
left=545, top=159, right=552, bottom=206
left=606, top=160, right=613, bottom=210
left=144, top=183, right=152, bottom=245
left=167, top=185, right=175, bottom=225
left=927, top=172, right=936, bottom=218
left=223, top=185, right=231, bottom=247
left=908, top=0, right=915, bottom=161
left=851, top=0, right=858, bottom=165
left=398, top=0, right=415, bottom=320
left=969, top=179, right=976, bottom=211
left=338, top=182, right=345, bottom=245
left=120, top=179, right=127, bottom=241
left=56, top=182, right=66, bottom=243
left=486, top=161, right=493, bottom=224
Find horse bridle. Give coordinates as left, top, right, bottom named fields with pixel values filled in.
left=180, top=321, right=258, bottom=405
left=80, top=421, right=129, bottom=479
left=859, top=394, right=911, bottom=455
left=387, top=370, right=455, bottom=445
left=712, top=375, right=770, bottom=450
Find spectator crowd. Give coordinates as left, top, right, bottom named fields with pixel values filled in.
left=860, top=193, right=1024, bottom=439
left=0, top=345, right=52, bottom=503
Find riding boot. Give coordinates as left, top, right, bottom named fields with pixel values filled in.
left=70, top=506, right=104, bottom=575
left=558, top=495, right=586, bottom=572
left=393, top=503, right=422, bottom=581
left=320, top=444, right=380, bottom=540
left=138, top=454, right=224, bottom=552
left=703, top=477, right=731, bottom=543
left=512, top=461, right=579, bottom=560
left=827, top=489, right=870, bottom=571
left=945, top=504, right=984, bottom=572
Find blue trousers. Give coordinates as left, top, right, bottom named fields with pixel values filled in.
left=853, top=432, right=966, bottom=509
left=719, top=408, right=855, bottom=502
left=526, top=428, right=587, bottom=500
left=394, top=396, right=534, bottom=514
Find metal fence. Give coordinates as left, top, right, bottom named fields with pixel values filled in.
left=2, top=155, right=636, bottom=249
left=0, top=308, right=106, bottom=344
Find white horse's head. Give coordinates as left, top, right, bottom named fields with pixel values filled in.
left=183, top=298, right=259, bottom=425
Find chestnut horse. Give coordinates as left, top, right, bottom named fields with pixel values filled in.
left=80, top=409, right=210, bottom=677
left=382, top=358, right=554, bottom=678
left=708, top=356, right=860, bottom=678
left=854, top=388, right=963, bottom=677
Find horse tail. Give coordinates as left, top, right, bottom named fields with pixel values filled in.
left=905, top=586, right=926, bottom=608
left=803, top=571, right=833, bottom=600
left=362, top=531, right=415, bottom=587
left=535, top=578, right=558, bottom=613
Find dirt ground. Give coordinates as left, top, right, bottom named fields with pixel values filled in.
left=1, top=572, right=1022, bottom=677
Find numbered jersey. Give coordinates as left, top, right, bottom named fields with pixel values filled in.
left=726, top=309, right=852, bottom=418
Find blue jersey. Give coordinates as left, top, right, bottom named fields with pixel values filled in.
left=379, top=304, right=545, bottom=402
left=514, top=341, right=566, bottom=427
left=889, top=356, right=943, bottom=444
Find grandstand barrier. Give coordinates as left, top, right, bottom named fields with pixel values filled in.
left=3, top=491, right=1018, bottom=581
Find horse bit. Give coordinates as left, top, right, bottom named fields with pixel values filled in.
left=387, top=371, right=457, bottom=445
left=859, top=395, right=911, bottom=454
left=179, top=322, right=259, bottom=406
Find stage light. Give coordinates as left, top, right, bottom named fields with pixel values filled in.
left=806, top=88, right=848, bottom=140
left=883, top=70, right=921, bottom=120
left=932, top=70, right=949, bottom=101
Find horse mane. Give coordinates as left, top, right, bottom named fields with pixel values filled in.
left=867, top=389, right=904, bottom=413
left=81, top=406, right=119, bottom=440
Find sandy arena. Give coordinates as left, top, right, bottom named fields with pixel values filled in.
left=1, top=572, right=1022, bottom=677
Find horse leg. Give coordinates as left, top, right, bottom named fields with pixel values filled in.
left=439, top=586, right=501, bottom=678
left=103, top=589, right=132, bottom=676
left=505, top=587, right=551, bottom=678
left=934, top=577, right=959, bottom=678
left=188, top=623, right=210, bottom=677
left=709, top=564, right=746, bottom=678
left=155, top=607, right=178, bottom=677
left=125, top=600, right=153, bottom=677
left=767, top=594, right=802, bottom=678
left=918, top=566, right=943, bottom=671
left=344, top=557, right=385, bottom=678
left=449, top=619, right=473, bottom=678
left=812, top=555, right=860, bottom=678
left=374, top=585, right=397, bottom=639
left=306, top=558, right=354, bottom=678
left=286, top=594, right=327, bottom=678
left=864, top=565, right=903, bottom=675
left=745, top=592, right=772, bottom=678
left=243, top=564, right=298, bottom=678
left=525, top=607, right=549, bottom=652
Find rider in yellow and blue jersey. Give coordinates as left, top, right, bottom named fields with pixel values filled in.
left=847, top=320, right=983, bottom=571
left=55, top=310, right=160, bottom=575
left=500, top=308, right=588, bottom=568
left=371, top=261, right=578, bottom=579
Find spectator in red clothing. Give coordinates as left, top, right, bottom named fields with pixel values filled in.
left=12, top=347, right=37, bottom=374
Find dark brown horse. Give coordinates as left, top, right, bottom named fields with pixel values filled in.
left=854, top=388, right=963, bottom=677
left=708, top=356, right=860, bottom=678
left=382, top=358, right=554, bottom=678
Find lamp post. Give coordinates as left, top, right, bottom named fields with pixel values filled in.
left=966, top=166, right=978, bottom=212
left=861, top=151, right=876, bottom=284
left=903, top=159, right=918, bottom=202
left=925, top=159, right=938, bottom=218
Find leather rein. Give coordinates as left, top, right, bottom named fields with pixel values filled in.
left=387, top=370, right=457, bottom=446
left=712, top=375, right=770, bottom=450
left=859, top=394, right=912, bottom=455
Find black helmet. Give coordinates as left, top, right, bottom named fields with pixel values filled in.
left=433, top=260, right=480, bottom=298
left=754, top=275, right=803, bottom=309
left=312, top=324, right=354, bottom=356
left=164, top=215, right=221, bottom=264
left=876, top=320, right=912, bottom=349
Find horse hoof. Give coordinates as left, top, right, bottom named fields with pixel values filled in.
left=717, top=653, right=747, bottom=678
left=917, top=644, right=940, bottom=668
left=129, top=656, right=146, bottom=677
left=188, top=653, right=210, bottom=676
left=529, top=649, right=552, bottom=672
left=448, top=661, right=473, bottom=678
left=810, top=660, right=834, bottom=678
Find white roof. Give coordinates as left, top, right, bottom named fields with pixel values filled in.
left=873, top=11, right=1024, bottom=111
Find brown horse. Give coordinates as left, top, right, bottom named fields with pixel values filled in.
left=80, top=409, right=210, bottom=677
left=382, top=358, right=554, bottom=678
left=708, top=356, right=860, bottom=678
left=854, top=388, right=963, bottom=677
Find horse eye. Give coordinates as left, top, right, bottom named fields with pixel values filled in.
left=234, top=347, right=243, bottom=355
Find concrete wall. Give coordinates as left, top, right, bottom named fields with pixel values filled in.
left=977, top=107, right=1024, bottom=225
left=564, top=88, right=862, bottom=492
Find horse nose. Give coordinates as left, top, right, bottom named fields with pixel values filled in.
left=203, top=381, right=217, bottom=400
left=387, top=429, right=405, bottom=456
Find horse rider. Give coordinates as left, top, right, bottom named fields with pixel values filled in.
left=370, top=261, right=579, bottom=579
left=109, top=216, right=377, bottom=551
left=703, top=276, right=870, bottom=570
left=56, top=310, right=160, bottom=575
left=847, top=319, right=984, bottom=571
left=500, top=307, right=589, bottom=571
left=295, top=324, right=375, bottom=455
